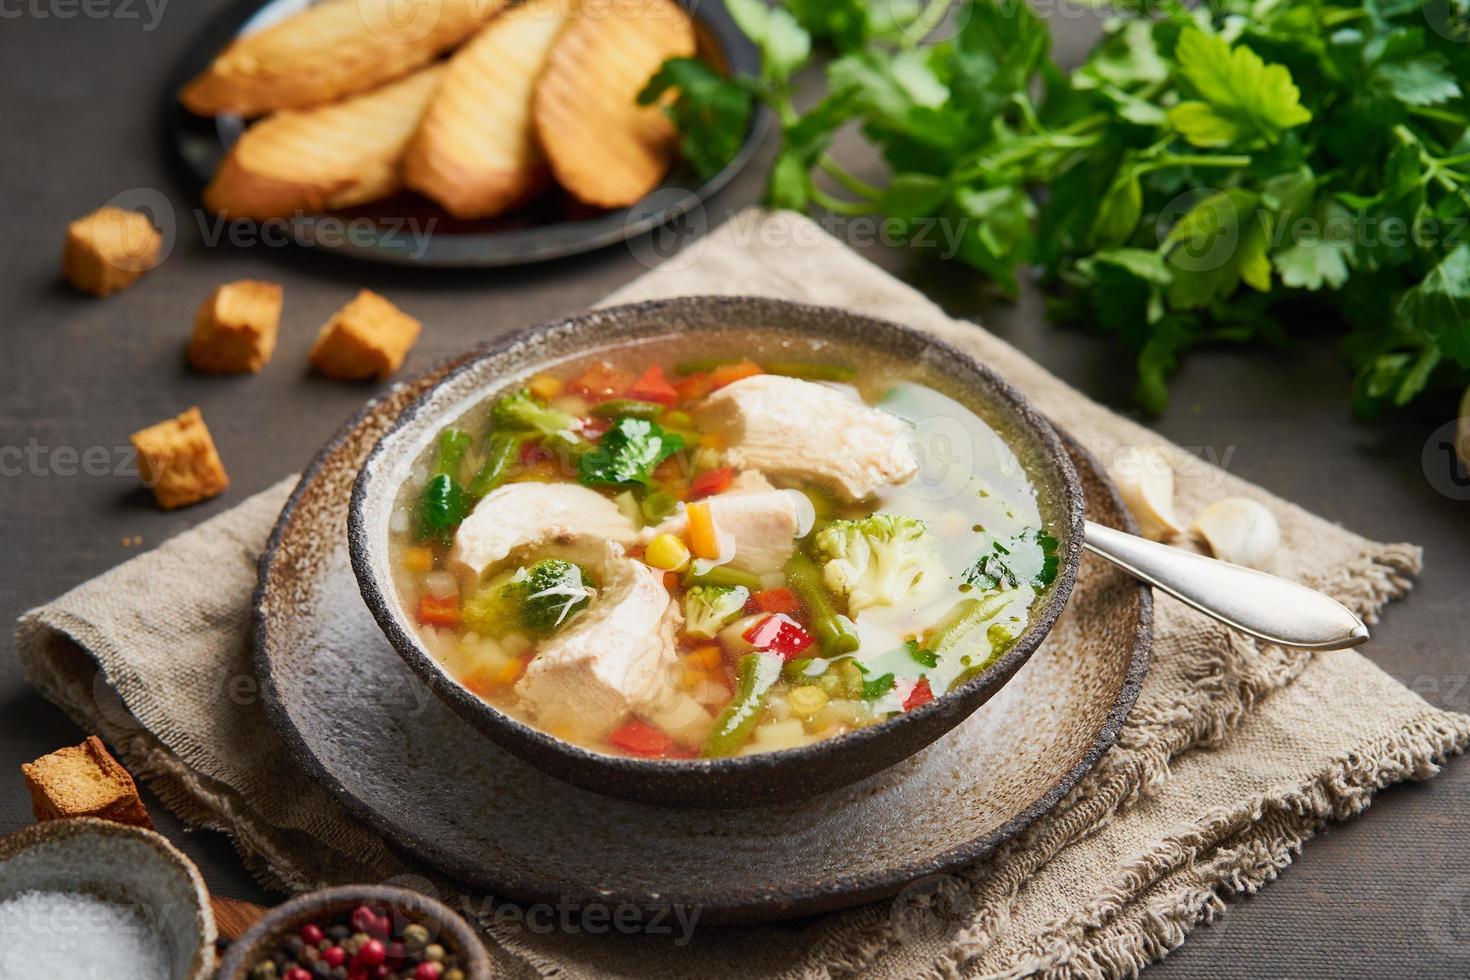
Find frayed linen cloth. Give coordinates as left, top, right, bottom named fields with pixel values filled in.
left=16, top=210, right=1469, bottom=978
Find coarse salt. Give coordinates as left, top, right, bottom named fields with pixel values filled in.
left=0, top=890, right=172, bottom=980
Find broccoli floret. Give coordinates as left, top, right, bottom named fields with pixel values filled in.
left=683, top=585, right=750, bottom=638
left=462, top=559, right=597, bottom=638
left=812, top=513, right=943, bottom=615
left=490, top=388, right=579, bottom=438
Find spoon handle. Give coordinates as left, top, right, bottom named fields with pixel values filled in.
left=1082, top=521, right=1369, bottom=650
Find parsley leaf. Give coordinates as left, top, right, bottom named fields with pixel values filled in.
left=1168, top=30, right=1312, bottom=148
left=639, top=59, right=755, bottom=180
left=576, top=418, right=684, bottom=488
left=905, top=638, right=939, bottom=668
left=963, top=527, right=1059, bottom=591
left=861, top=672, right=896, bottom=701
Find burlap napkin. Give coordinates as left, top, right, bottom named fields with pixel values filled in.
left=15, top=210, right=1469, bottom=978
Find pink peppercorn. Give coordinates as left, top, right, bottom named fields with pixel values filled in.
left=285, top=969, right=311, bottom=980
left=351, top=906, right=378, bottom=935
left=356, top=938, right=387, bottom=967
left=323, top=946, right=346, bottom=968
left=301, top=923, right=324, bottom=946
left=415, top=963, right=444, bottom=980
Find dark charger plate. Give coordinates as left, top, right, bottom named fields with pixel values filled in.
left=165, top=0, right=766, bottom=266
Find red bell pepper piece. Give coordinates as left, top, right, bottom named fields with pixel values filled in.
left=747, top=587, right=800, bottom=615
left=903, top=677, right=934, bottom=711
left=688, top=466, right=734, bottom=498
left=607, top=720, right=674, bottom=757
left=627, top=365, right=679, bottom=405
left=674, top=372, right=715, bottom=403
left=416, top=594, right=461, bottom=628
left=742, top=614, right=814, bottom=659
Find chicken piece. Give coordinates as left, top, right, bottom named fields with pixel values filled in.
left=514, top=539, right=704, bottom=742
left=694, top=375, right=918, bottom=502
left=644, top=488, right=802, bottom=575
left=450, top=482, right=638, bottom=581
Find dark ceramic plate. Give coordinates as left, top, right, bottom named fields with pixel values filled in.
left=252, top=298, right=1151, bottom=922
left=349, top=297, right=1086, bottom=807
left=165, top=0, right=765, bottom=266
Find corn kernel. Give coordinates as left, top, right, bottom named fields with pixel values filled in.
left=528, top=373, right=564, bottom=400
left=699, top=432, right=726, bottom=450
left=686, top=645, right=723, bottom=670
left=403, top=546, right=434, bottom=573
left=496, top=658, right=524, bottom=685
left=787, top=685, right=830, bottom=717
left=645, top=533, right=691, bottom=571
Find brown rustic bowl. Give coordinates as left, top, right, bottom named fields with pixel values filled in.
left=347, top=296, right=1086, bottom=807
left=0, top=817, right=217, bottom=980
left=214, top=885, right=490, bottom=980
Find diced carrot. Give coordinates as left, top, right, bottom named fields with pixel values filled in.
left=402, top=546, right=434, bottom=573
left=497, top=657, right=525, bottom=685
left=748, top=588, right=800, bottom=615
left=708, top=360, right=763, bottom=389
left=663, top=571, right=681, bottom=591
left=627, top=365, right=679, bottom=405
left=416, top=594, right=461, bottom=628
left=686, top=645, right=723, bottom=670
left=904, top=677, right=934, bottom=711
left=608, top=720, right=674, bottom=757
left=685, top=501, right=721, bottom=560
left=674, top=372, right=715, bottom=403
left=698, top=432, right=726, bottom=450
left=688, top=466, right=734, bottom=499
left=567, top=363, right=633, bottom=400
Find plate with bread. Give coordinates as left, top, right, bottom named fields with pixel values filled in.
left=169, top=0, right=763, bottom=266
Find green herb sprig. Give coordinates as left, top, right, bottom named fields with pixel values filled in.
left=645, top=0, right=1470, bottom=415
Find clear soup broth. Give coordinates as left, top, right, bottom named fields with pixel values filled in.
left=388, top=329, right=1065, bottom=760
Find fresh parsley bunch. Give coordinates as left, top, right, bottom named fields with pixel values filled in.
left=643, top=0, right=1470, bottom=414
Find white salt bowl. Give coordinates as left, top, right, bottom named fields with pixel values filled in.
left=0, top=817, right=216, bottom=979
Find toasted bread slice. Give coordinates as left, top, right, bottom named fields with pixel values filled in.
left=181, top=0, right=506, bottom=117
left=533, top=0, right=696, bottom=209
left=404, top=0, right=574, bottom=218
left=204, top=66, right=444, bottom=220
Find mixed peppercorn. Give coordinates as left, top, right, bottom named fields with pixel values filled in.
left=245, top=903, right=468, bottom=980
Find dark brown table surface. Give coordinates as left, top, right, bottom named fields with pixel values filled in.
left=4, top=3, right=1469, bottom=976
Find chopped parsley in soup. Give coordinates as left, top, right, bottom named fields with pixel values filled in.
left=388, top=333, right=1063, bottom=760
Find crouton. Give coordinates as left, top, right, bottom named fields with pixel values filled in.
left=308, top=290, right=421, bottom=381
left=130, top=407, right=230, bottom=510
left=22, top=736, right=153, bottom=829
left=186, top=280, right=285, bottom=374
left=62, top=207, right=162, bottom=297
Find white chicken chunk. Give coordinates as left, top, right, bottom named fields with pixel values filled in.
left=645, top=487, right=803, bottom=575
left=449, top=482, right=637, bottom=581
left=693, top=375, right=918, bottom=502
left=513, top=539, right=707, bottom=743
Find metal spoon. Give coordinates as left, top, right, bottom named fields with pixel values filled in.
left=1083, top=521, right=1369, bottom=650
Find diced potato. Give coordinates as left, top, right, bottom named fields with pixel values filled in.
left=749, top=718, right=816, bottom=751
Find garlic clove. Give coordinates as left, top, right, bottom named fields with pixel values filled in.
left=1190, top=497, right=1280, bottom=569
left=1108, top=446, right=1184, bottom=541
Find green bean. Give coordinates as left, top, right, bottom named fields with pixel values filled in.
left=701, top=653, right=781, bottom=757
left=435, top=428, right=472, bottom=480
left=683, top=564, right=762, bottom=590
left=590, top=399, right=667, bottom=421
left=784, top=553, right=861, bottom=656
left=674, top=357, right=736, bottom=375
left=466, top=431, right=527, bottom=499
left=641, top=490, right=680, bottom=524
left=762, top=360, right=857, bottom=382
left=928, top=590, right=1017, bottom=653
